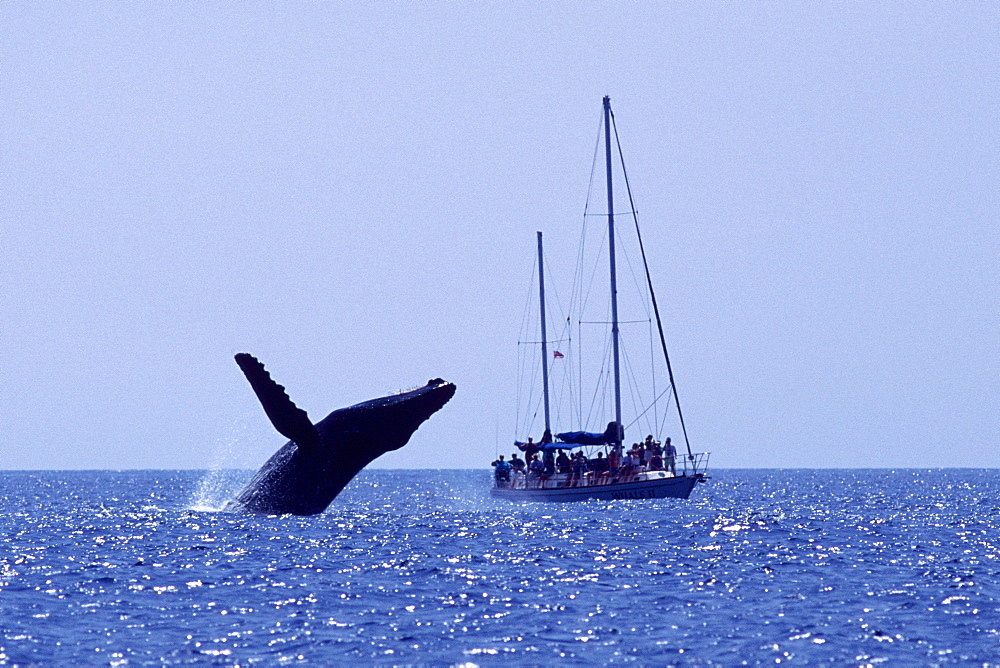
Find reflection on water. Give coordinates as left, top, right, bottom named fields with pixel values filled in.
left=0, top=469, right=998, bottom=663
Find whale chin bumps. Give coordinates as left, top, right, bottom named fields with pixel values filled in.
left=226, top=353, right=455, bottom=516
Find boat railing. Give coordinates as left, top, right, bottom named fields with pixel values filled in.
left=680, top=451, right=710, bottom=476
left=493, top=452, right=710, bottom=490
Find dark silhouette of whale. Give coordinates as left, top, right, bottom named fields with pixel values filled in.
left=226, top=353, right=455, bottom=515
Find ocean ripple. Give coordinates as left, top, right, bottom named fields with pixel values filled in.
left=1, top=469, right=998, bottom=664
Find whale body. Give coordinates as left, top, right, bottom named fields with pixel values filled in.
left=227, top=353, right=455, bottom=515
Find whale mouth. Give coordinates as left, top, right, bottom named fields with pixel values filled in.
left=314, top=378, right=456, bottom=455
left=393, top=378, right=451, bottom=396
left=333, top=378, right=455, bottom=420
left=393, top=378, right=456, bottom=412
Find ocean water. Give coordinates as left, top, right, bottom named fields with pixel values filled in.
left=1, top=469, right=998, bottom=665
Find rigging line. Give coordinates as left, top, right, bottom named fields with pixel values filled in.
left=514, top=256, right=539, bottom=438
left=574, top=113, right=607, bottom=432
left=616, top=224, right=656, bottom=322
left=655, top=387, right=678, bottom=442
left=554, top=349, right=575, bottom=430
left=520, top=357, right=541, bottom=439
left=649, top=316, right=659, bottom=438
left=519, top=319, right=542, bottom=439
left=620, top=334, right=657, bottom=441
left=570, top=210, right=588, bottom=340
left=606, top=216, right=656, bottom=326
left=538, top=246, right=577, bottom=430
left=573, top=150, right=603, bottom=394
left=584, top=211, right=637, bottom=217
left=549, top=316, right=575, bottom=429
left=516, top=258, right=538, bottom=360
left=582, top=112, right=604, bottom=219
left=576, top=317, right=583, bottom=427
left=624, top=385, right=673, bottom=432
left=540, top=245, right=572, bottom=350
left=577, top=224, right=608, bottom=327
left=579, top=319, right=650, bottom=324
left=518, top=338, right=571, bottom=345
left=583, top=332, right=613, bottom=431
left=516, top=349, right=535, bottom=438
left=610, top=106, right=694, bottom=459
left=618, top=337, right=646, bottom=439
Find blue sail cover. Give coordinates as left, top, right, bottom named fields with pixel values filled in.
left=555, top=422, right=623, bottom=446
left=514, top=441, right=573, bottom=451
left=555, top=430, right=609, bottom=445
left=540, top=442, right=573, bottom=451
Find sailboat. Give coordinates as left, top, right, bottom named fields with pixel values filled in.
left=491, top=96, right=709, bottom=502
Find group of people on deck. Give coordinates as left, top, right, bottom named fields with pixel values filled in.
left=492, top=435, right=678, bottom=488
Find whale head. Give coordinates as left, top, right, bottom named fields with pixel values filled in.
left=314, top=378, right=456, bottom=460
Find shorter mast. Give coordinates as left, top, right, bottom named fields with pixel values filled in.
left=537, top=231, right=552, bottom=440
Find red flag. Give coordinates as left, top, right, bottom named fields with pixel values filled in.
left=553, top=350, right=564, bottom=359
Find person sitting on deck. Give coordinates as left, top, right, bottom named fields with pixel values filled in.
left=569, top=451, right=586, bottom=487
left=556, top=450, right=571, bottom=475
left=607, top=449, right=620, bottom=481
left=527, top=455, right=544, bottom=486
left=592, top=451, right=609, bottom=483
left=492, top=455, right=511, bottom=486
left=649, top=452, right=664, bottom=471
left=559, top=451, right=576, bottom=488
left=620, top=450, right=634, bottom=482
left=542, top=450, right=556, bottom=476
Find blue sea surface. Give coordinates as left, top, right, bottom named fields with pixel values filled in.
left=1, top=469, right=998, bottom=664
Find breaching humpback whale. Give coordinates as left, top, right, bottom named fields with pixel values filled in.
left=227, top=353, right=455, bottom=515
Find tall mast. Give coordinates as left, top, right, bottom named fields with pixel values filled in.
left=604, top=95, right=622, bottom=449
left=537, top=231, right=552, bottom=438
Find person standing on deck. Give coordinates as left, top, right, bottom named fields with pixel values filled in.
left=607, top=449, right=620, bottom=481
left=663, top=437, right=677, bottom=475
left=518, top=437, right=540, bottom=462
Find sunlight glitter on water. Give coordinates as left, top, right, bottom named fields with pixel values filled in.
left=1, top=469, right=999, bottom=664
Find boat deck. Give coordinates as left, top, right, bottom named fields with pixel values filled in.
left=491, top=453, right=710, bottom=502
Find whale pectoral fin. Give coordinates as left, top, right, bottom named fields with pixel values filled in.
left=235, top=353, right=320, bottom=450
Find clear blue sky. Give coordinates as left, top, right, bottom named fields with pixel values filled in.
left=2, top=3, right=997, bottom=470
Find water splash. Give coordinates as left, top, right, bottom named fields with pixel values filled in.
left=189, top=415, right=268, bottom=511
left=189, top=469, right=250, bottom=512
